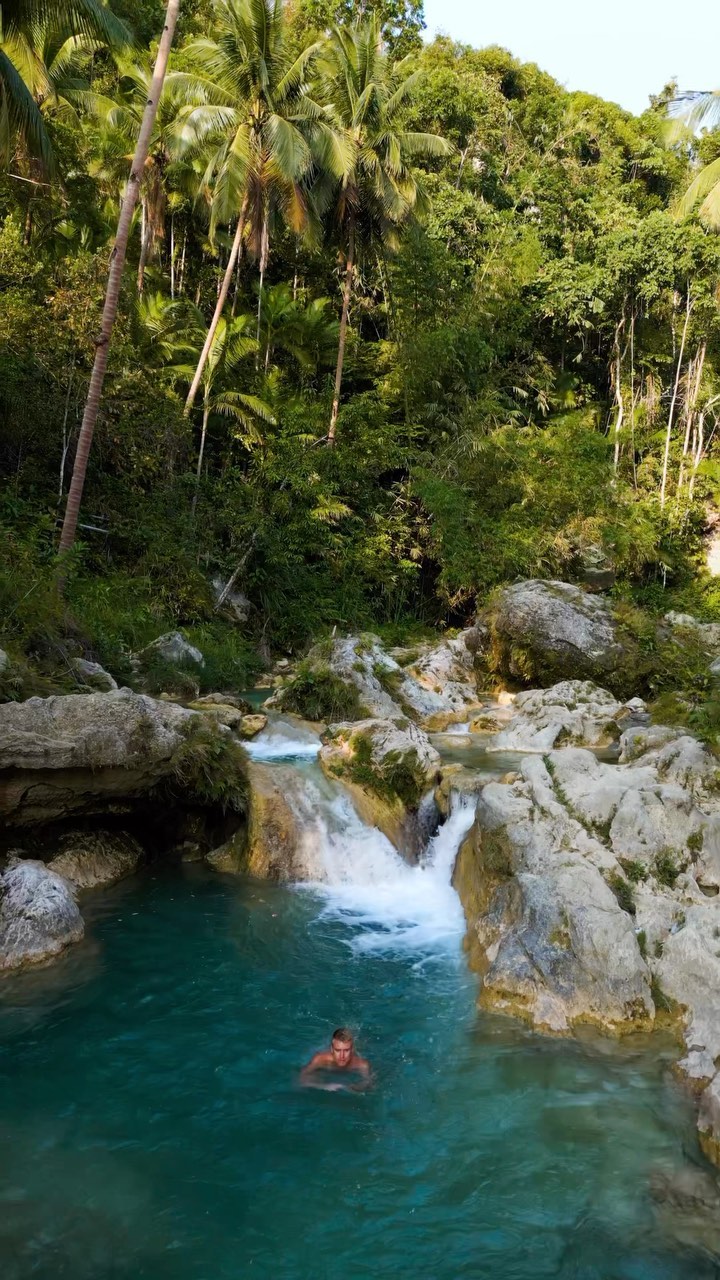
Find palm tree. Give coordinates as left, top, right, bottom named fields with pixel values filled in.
left=674, top=90, right=720, bottom=228
left=89, top=59, right=212, bottom=290
left=0, top=0, right=129, bottom=169
left=180, top=0, right=342, bottom=417
left=137, top=293, right=275, bottom=509
left=316, top=18, right=451, bottom=445
left=58, top=0, right=180, bottom=559
left=256, top=281, right=338, bottom=374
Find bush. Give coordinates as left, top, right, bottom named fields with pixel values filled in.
left=606, top=870, right=636, bottom=916
left=167, top=720, right=249, bottom=812
left=279, top=661, right=368, bottom=722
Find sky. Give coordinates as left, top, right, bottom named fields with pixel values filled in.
left=423, top=0, right=718, bottom=116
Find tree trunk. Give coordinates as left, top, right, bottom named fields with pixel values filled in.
left=137, top=196, right=151, bottom=293
left=178, top=228, right=187, bottom=295
left=255, top=210, right=269, bottom=366
left=327, top=220, right=354, bottom=447
left=660, top=289, right=692, bottom=510
left=58, top=0, right=181, bottom=559
left=184, top=195, right=249, bottom=417
left=170, top=212, right=175, bottom=298
left=192, top=395, right=210, bottom=516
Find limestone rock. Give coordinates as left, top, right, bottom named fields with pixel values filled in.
left=0, top=860, right=84, bottom=971
left=207, top=762, right=310, bottom=879
left=0, top=648, right=8, bottom=675
left=237, top=714, right=268, bottom=740
left=477, top=579, right=625, bottom=686
left=0, top=688, right=193, bottom=825
left=135, top=631, right=204, bottom=669
left=453, top=729, right=720, bottom=1165
left=487, top=680, right=632, bottom=752
left=273, top=633, right=479, bottom=730
left=48, top=830, right=143, bottom=890
left=453, top=756, right=652, bottom=1034
left=210, top=575, right=251, bottom=623
left=320, top=717, right=440, bottom=858
left=664, top=611, right=720, bottom=652
left=187, top=702, right=245, bottom=730
left=71, top=658, right=118, bottom=692
left=190, top=692, right=254, bottom=713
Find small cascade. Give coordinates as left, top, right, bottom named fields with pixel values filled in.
left=244, top=714, right=321, bottom=761
left=280, top=763, right=476, bottom=955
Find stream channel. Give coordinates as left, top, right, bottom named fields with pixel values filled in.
left=1, top=716, right=718, bottom=1278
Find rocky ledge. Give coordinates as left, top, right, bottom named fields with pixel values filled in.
left=453, top=716, right=720, bottom=1164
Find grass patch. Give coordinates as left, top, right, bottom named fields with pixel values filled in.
left=339, top=733, right=427, bottom=810
left=606, top=870, right=636, bottom=916
left=280, top=661, right=367, bottom=722
left=167, top=719, right=249, bottom=812
left=619, top=858, right=649, bottom=884
left=654, top=850, right=681, bottom=888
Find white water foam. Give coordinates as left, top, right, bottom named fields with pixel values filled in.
left=245, top=715, right=321, bottom=761
left=282, top=764, right=476, bottom=956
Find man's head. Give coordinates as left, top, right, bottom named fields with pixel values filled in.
left=330, top=1027, right=353, bottom=1067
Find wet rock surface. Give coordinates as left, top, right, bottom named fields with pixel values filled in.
left=48, top=830, right=143, bottom=891
left=0, top=859, right=84, bottom=971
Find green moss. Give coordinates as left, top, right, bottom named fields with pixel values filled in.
left=687, top=830, right=704, bottom=855
left=606, top=870, right=636, bottom=916
left=654, top=938, right=664, bottom=958
left=342, top=732, right=426, bottom=810
left=167, top=720, right=249, bottom=812
left=280, top=661, right=367, bottom=722
left=650, top=975, right=680, bottom=1016
left=636, top=929, right=648, bottom=959
left=549, top=924, right=572, bottom=949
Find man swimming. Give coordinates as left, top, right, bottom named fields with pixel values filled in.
left=300, top=1027, right=371, bottom=1087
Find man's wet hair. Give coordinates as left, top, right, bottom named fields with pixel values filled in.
left=332, top=1027, right=353, bottom=1044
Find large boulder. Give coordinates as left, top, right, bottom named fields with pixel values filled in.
left=486, top=680, right=643, bottom=753
left=0, top=860, right=84, bottom=971
left=71, top=658, right=118, bottom=692
left=476, top=580, right=626, bottom=687
left=454, top=756, right=652, bottom=1034
left=0, top=688, right=195, bottom=825
left=320, top=717, right=440, bottom=858
left=272, top=633, right=480, bottom=730
left=48, top=830, right=143, bottom=891
left=453, top=728, right=720, bottom=1166
left=135, top=631, right=204, bottom=669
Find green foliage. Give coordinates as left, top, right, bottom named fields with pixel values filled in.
left=279, top=661, right=367, bottom=722
left=654, top=850, right=681, bottom=888
left=341, top=732, right=426, bottom=810
left=606, top=870, right=636, bottom=916
left=619, top=858, right=649, bottom=884
left=636, top=929, right=648, bottom=959
left=168, top=719, right=249, bottom=812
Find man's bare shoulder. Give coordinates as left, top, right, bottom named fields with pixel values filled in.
left=351, top=1054, right=371, bottom=1075
left=305, top=1051, right=334, bottom=1071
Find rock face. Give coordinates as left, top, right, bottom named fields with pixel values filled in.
left=320, top=717, right=440, bottom=858
left=273, top=632, right=480, bottom=730
left=0, top=688, right=194, bottom=825
left=485, top=680, right=643, bottom=752
left=0, top=860, right=84, bottom=971
left=207, top=762, right=306, bottom=879
left=48, top=830, right=143, bottom=890
left=476, top=580, right=626, bottom=686
left=453, top=726, right=720, bottom=1165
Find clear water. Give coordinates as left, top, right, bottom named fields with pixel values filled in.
left=0, top=862, right=716, bottom=1279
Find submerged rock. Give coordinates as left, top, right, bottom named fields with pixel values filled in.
left=0, top=859, right=84, bottom=971
left=48, top=830, right=143, bottom=890
left=207, top=762, right=317, bottom=880
left=475, top=580, right=625, bottom=686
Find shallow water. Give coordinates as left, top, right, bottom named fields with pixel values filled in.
left=1, top=860, right=717, bottom=1280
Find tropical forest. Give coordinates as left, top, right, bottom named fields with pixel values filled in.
left=3, top=1, right=720, bottom=1276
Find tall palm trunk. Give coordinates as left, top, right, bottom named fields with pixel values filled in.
left=660, top=289, right=692, bottom=510
left=255, top=210, right=269, bottom=366
left=327, top=218, right=354, bottom=447
left=58, top=0, right=181, bottom=558
left=184, top=194, right=249, bottom=416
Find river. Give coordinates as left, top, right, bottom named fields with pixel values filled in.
left=0, top=720, right=717, bottom=1278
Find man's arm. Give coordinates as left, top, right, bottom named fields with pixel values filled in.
left=299, top=1052, right=328, bottom=1084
